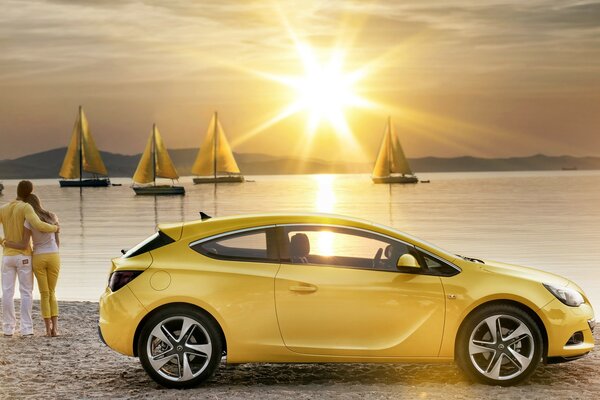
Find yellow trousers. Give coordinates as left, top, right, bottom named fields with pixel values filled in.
left=32, top=253, right=60, bottom=318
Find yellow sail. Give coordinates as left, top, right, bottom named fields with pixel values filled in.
left=59, top=118, right=81, bottom=179
left=191, top=112, right=241, bottom=176
left=132, top=132, right=155, bottom=184
left=154, top=126, right=179, bottom=180
left=80, top=110, right=108, bottom=175
left=132, top=125, right=179, bottom=184
left=59, top=107, right=108, bottom=179
left=388, top=121, right=413, bottom=175
left=372, top=117, right=413, bottom=178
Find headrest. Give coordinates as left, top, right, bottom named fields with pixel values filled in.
left=384, top=244, right=395, bottom=259
left=290, top=233, right=310, bottom=258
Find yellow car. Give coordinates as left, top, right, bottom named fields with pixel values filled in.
left=98, top=213, right=595, bottom=388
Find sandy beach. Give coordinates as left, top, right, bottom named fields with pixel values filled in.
left=0, top=300, right=597, bottom=399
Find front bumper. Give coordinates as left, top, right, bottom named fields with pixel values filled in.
left=546, top=353, right=590, bottom=364
left=98, top=324, right=106, bottom=345
left=540, top=299, right=595, bottom=359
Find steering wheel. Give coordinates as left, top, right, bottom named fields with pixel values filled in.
left=373, top=248, right=383, bottom=268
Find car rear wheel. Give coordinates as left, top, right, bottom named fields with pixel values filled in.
left=456, top=304, right=543, bottom=386
left=138, top=307, right=222, bottom=388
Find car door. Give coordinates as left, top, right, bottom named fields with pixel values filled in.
left=274, top=225, right=446, bottom=357
left=189, top=226, right=284, bottom=360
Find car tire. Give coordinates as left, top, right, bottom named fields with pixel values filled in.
left=456, top=303, right=543, bottom=386
left=138, top=306, right=223, bottom=389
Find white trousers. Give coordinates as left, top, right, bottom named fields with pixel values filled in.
left=1, top=254, right=34, bottom=335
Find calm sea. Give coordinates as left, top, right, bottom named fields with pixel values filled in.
left=1, top=171, right=599, bottom=310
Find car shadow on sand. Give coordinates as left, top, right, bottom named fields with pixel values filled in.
left=196, top=360, right=594, bottom=387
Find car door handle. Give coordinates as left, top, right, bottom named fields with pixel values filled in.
left=289, top=284, right=318, bottom=293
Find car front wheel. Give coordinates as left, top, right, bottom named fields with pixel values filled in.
left=138, top=306, right=222, bottom=388
left=456, top=304, right=543, bottom=386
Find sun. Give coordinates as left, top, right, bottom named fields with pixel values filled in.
left=286, top=44, right=368, bottom=137
left=231, top=42, right=373, bottom=146
left=296, top=62, right=351, bottom=128
left=273, top=43, right=373, bottom=139
left=227, top=29, right=387, bottom=154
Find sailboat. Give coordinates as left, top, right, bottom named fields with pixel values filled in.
left=0, top=182, right=4, bottom=196
left=132, top=124, right=185, bottom=196
left=372, top=117, right=418, bottom=184
left=192, top=112, right=244, bottom=184
left=59, top=106, right=110, bottom=187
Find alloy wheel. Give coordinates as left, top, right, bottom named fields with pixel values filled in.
left=468, top=314, right=535, bottom=381
left=146, top=316, right=213, bottom=382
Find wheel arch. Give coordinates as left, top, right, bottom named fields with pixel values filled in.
left=453, top=299, right=549, bottom=360
left=132, top=302, right=227, bottom=357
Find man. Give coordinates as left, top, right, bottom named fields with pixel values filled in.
left=0, top=180, right=58, bottom=337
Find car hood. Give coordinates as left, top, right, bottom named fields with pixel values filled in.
left=478, top=259, right=570, bottom=287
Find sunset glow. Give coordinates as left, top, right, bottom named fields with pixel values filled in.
left=230, top=34, right=376, bottom=160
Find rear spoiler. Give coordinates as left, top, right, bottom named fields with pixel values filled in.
left=156, top=222, right=184, bottom=241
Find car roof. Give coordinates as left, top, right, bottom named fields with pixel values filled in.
left=160, top=212, right=381, bottom=241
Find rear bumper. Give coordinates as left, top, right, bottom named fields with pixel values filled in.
left=99, top=286, right=147, bottom=357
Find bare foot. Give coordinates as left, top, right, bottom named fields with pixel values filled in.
left=51, top=331, right=60, bottom=337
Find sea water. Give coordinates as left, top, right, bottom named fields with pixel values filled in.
left=0, top=171, right=599, bottom=310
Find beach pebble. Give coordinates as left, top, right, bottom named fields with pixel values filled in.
left=0, top=300, right=598, bottom=399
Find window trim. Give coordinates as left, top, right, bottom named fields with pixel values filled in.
left=189, top=225, right=280, bottom=264
left=279, top=223, right=461, bottom=275
left=187, top=223, right=462, bottom=275
left=416, top=246, right=462, bottom=276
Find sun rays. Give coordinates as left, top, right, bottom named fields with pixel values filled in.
left=222, top=6, right=530, bottom=163
left=229, top=41, right=374, bottom=162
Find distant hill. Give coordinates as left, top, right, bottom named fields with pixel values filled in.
left=0, top=148, right=599, bottom=179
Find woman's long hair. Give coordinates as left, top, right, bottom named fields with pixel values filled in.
left=25, top=194, right=57, bottom=224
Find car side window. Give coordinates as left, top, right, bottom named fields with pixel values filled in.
left=191, top=228, right=279, bottom=263
left=282, top=225, right=413, bottom=272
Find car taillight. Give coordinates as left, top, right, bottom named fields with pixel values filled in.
left=108, top=270, right=143, bottom=292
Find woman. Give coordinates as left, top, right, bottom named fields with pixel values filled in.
left=4, top=194, right=60, bottom=337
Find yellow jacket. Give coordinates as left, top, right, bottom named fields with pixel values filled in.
left=0, top=200, right=58, bottom=256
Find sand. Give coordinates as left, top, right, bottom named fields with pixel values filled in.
left=0, top=300, right=598, bottom=399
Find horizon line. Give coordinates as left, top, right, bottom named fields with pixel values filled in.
left=2, top=146, right=600, bottom=163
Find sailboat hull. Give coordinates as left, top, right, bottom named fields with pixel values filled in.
left=133, top=185, right=185, bottom=196
left=193, top=175, right=245, bottom=184
left=372, top=175, right=419, bottom=184
left=59, top=178, right=111, bottom=187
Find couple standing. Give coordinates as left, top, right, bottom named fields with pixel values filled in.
left=0, top=180, right=61, bottom=337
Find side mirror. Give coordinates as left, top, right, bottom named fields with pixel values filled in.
left=397, top=254, right=420, bottom=269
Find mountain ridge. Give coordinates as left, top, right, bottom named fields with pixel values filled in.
left=0, top=147, right=598, bottom=179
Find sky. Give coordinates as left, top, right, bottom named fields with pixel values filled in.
left=1, top=0, right=600, bottom=162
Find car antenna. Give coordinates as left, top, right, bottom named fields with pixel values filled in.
left=199, top=212, right=212, bottom=221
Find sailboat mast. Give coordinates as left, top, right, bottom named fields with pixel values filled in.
left=387, top=116, right=392, bottom=176
left=152, top=124, right=157, bottom=186
left=79, top=105, right=83, bottom=184
left=213, top=111, right=218, bottom=180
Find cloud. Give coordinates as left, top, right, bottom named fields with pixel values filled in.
left=1, top=0, right=600, bottom=159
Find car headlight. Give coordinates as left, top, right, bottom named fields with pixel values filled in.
left=543, top=283, right=584, bottom=307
